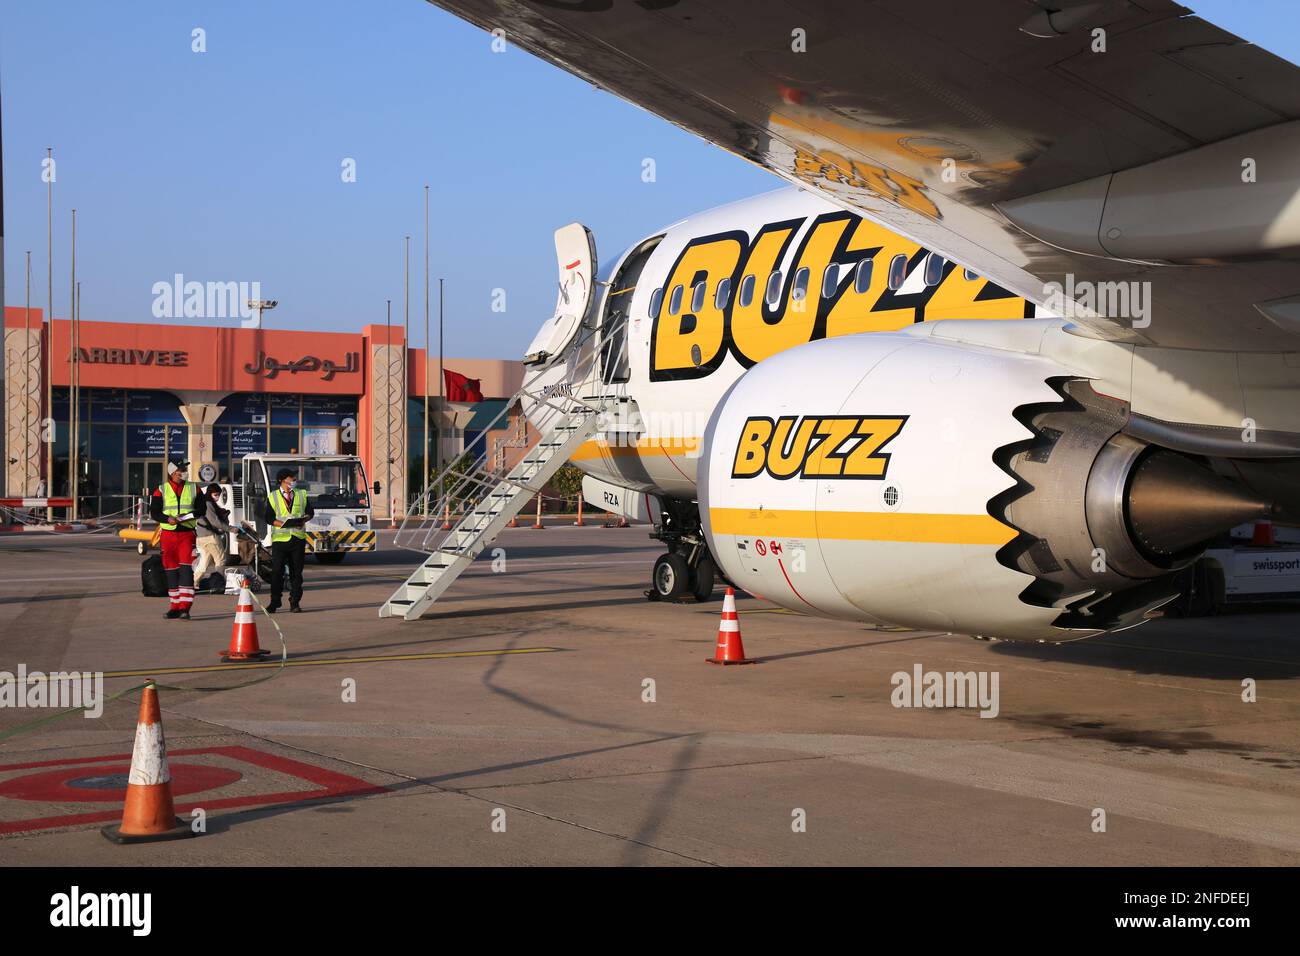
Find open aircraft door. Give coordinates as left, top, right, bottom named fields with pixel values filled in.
left=524, top=222, right=597, bottom=366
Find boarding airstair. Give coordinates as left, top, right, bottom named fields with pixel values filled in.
left=380, top=222, right=624, bottom=620
left=379, top=321, right=622, bottom=620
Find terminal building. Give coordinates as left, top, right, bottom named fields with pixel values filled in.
left=2, top=306, right=525, bottom=520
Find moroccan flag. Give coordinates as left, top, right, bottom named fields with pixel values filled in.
left=443, top=369, right=484, bottom=403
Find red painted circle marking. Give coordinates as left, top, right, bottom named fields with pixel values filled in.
left=0, top=763, right=242, bottom=803
left=755, top=540, right=767, bottom=556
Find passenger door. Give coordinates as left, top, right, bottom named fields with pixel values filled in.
left=523, top=222, right=597, bottom=366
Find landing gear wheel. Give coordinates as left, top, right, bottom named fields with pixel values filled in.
left=651, top=552, right=689, bottom=601
left=691, top=555, right=717, bottom=602
left=315, top=552, right=346, bottom=565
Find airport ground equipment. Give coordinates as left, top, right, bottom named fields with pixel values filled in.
left=381, top=316, right=624, bottom=620
left=226, top=453, right=375, bottom=563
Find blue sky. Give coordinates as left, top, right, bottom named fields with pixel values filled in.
left=1, top=0, right=1296, bottom=358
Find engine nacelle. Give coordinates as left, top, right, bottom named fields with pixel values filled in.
left=698, top=332, right=1270, bottom=641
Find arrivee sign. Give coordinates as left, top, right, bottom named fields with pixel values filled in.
left=77, top=347, right=189, bottom=367
left=48, top=318, right=368, bottom=394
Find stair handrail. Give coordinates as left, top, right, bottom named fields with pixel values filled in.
left=393, top=312, right=625, bottom=553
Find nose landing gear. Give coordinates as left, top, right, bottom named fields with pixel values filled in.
left=645, top=498, right=719, bottom=602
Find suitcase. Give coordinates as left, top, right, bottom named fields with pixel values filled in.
left=141, top=554, right=168, bottom=597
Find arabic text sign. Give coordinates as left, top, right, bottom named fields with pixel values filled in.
left=126, top=425, right=187, bottom=458
left=244, top=351, right=360, bottom=382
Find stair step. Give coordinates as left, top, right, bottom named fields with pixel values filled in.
left=384, top=384, right=608, bottom=620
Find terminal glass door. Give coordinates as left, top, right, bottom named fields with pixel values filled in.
left=126, top=459, right=164, bottom=499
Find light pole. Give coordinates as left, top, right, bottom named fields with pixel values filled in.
left=245, top=299, right=279, bottom=330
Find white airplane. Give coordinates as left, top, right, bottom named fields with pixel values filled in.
left=413, top=0, right=1300, bottom=642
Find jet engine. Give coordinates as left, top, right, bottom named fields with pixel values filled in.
left=698, top=332, right=1272, bottom=641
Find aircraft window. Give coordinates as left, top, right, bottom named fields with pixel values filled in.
left=792, top=267, right=810, bottom=303
left=715, top=277, right=732, bottom=310
left=963, top=268, right=979, bottom=281
left=822, top=264, right=839, bottom=299
left=648, top=287, right=663, bottom=318
left=691, top=281, right=707, bottom=313
left=854, top=259, right=873, bottom=295
left=923, top=253, right=945, bottom=287
left=765, top=271, right=783, bottom=308
left=738, top=274, right=756, bottom=308
left=668, top=284, right=683, bottom=315
left=887, top=254, right=908, bottom=291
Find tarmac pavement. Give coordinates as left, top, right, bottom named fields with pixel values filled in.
left=1, top=524, right=1298, bottom=865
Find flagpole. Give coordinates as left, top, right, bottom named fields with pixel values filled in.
left=73, top=280, right=81, bottom=521
left=423, top=185, right=430, bottom=517
left=403, top=235, right=410, bottom=522
left=438, top=277, right=444, bottom=503
left=24, top=252, right=33, bottom=492
left=69, top=209, right=77, bottom=522
left=45, top=147, right=53, bottom=522
left=385, top=300, right=392, bottom=525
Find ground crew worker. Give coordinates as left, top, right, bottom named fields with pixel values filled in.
left=263, top=467, right=314, bottom=613
left=150, top=459, right=198, bottom=620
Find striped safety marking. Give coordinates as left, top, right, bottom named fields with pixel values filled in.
left=307, top=529, right=377, bottom=551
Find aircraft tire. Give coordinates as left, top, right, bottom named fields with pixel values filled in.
left=652, top=552, right=689, bottom=601
left=691, top=555, right=717, bottom=602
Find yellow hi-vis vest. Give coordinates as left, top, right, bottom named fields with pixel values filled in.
left=269, top=488, right=308, bottom=542
left=160, top=481, right=196, bottom=531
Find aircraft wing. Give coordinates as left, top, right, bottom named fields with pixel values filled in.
left=427, top=0, right=1300, bottom=351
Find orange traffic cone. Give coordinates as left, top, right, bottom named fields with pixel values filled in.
left=440, top=501, right=453, bottom=531
left=221, top=578, right=271, bottom=662
left=707, top=587, right=755, bottom=665
left=1252, top=520, right=1276, bottom=547
left=101, top=682, right=196, bottom=843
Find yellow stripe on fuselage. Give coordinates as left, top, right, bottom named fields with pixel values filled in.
left=709, top=507, right=1016, bottom=545
left=570, top=437, right=702, bottom=462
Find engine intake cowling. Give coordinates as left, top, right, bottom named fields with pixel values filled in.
left=698, top=331, right=1268, bottom=641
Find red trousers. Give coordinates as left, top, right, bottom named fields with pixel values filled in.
left=160, top=528, right=196, bottom=610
